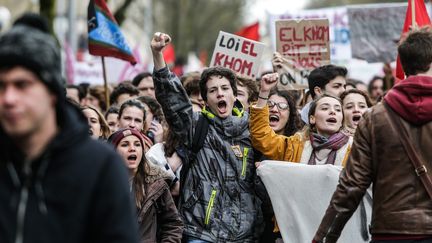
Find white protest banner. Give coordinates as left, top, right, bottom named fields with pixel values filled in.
left=257, top=161, right=372, bottom=243
left=275, top=19, right=330, bottom=89
left=210, top=31, right=265, bottom=79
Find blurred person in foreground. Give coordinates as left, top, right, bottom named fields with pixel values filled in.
left=0, top=13, right=138, bottom=243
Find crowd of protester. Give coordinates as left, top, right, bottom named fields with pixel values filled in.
left=64, top=31, right=393, bottom=242
left=1, top=12, right=431, bottom=243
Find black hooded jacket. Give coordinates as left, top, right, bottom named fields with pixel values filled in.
left=0, top=103, right=139, bottom=243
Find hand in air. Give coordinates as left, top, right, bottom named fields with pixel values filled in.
left=151, top=32, right=171, bottom=53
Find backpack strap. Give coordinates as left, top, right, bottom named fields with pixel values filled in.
left=385, top=102, right=432, bottom=200
left=178, top=113, right=209, bottom=200
left=191, top=113, right=209, bottom=154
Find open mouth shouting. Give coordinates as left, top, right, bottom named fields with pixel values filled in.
left=269, top=114, right=280, bottom=127
left=351, top=114, right=362, bottom=126
left=127, top=154, right=138, bottom=165
left=217, top=100, right=227, bottom=115
left=326, top=117, right=338, bottom=125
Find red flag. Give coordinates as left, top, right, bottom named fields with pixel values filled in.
left=163, top=43, right=176, bottom=65
left=87, top=0, right=136, bottom=64
left=395, top=0, right=430, bottom=81
left=235, top=21, right=260, bottom=41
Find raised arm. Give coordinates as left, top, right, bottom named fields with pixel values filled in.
left=151, top=32, right=170, bottom=71
left=151, top=32, right=193, bottom=143
left=250, top=73, right=300, bottom=162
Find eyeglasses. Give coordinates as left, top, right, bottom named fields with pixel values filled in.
left=267, top=100, right=289, bottom=110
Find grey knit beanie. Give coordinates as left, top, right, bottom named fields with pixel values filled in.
left=0, top=18, right=63, bottom=100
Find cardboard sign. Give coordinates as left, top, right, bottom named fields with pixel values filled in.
left=272, top=53, right=310, bottom=90
left=276, top=19, right=330, bottom=69
left=210, top=31, right=265, bottom=79
left=348, top=3, right=406, bottom=63
left=275, top=19, right=330, bottom=89
left=270, top=7, right=349, bottom=62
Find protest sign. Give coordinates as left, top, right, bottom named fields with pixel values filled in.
left=348, top=3, right=406, bottom=63
left=275, top=19, right=330, bottom=89
left=269, top=7, right=349, bottom=62
left=210, top=31, right=265, bottom=79
left=257, top=161, right=372, bottom=243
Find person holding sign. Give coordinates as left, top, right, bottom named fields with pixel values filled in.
left=250, top=72, right=352, bottom=166
left=151, top=32, right=263, bottom=243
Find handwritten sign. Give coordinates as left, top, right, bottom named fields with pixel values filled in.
left=275, top=19, right=330, bottom=89
left=210, top=31, right=265, bottom=79
left=276, top=19, right=330, bottom=69
left=270, top=7, right=349, bottom=62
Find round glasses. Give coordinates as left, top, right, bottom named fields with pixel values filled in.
left=267, top=100, right=289, bottom=110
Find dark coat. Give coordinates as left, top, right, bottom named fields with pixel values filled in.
left=0, top=103, right=139, bottom=243
left=137, top=164, right=183, bottom=243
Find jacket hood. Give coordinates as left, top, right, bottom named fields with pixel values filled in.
left=384, top=75, right=432, bottom=125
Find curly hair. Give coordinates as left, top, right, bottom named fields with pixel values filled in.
left=269, top=89, right=304, bottom=136
left=199, top=66, right=237, bottom=101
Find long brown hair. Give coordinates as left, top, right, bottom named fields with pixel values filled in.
left=81, top=105, right=111, bottom=139
left=133, top=157, right=149, bottom=209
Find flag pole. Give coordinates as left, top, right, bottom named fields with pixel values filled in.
left=101, top=57, right=110, bottom=110
left=412, top=0, right=417, bottom=29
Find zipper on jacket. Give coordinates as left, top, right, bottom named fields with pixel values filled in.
left=241, top=147, right=249, bottom=178
left=323, top=213, right=340, bottom=243
left=204, top=189, right=217, bottom=225
left=15, top=160, right=32, bottom=243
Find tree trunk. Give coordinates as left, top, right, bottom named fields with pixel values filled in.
left=39, top=0, right=56, bottom=34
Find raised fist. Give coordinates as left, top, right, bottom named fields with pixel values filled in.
left=151, top=32, right=171, bottom=53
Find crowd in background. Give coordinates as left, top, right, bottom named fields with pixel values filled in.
left=1, top=12, right=431, bottom=243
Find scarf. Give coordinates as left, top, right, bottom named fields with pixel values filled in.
left=308, top=132, right=349, bottom=165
